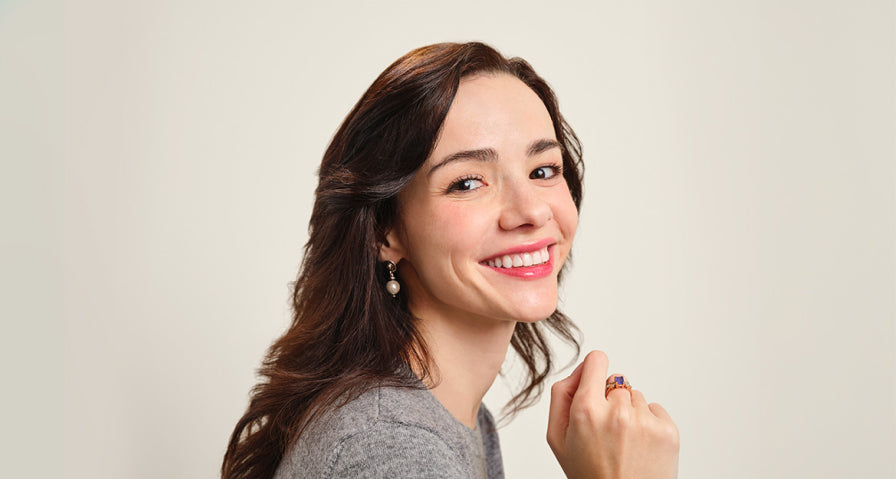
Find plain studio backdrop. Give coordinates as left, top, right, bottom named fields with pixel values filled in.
left=2, top=0, right=893, bottom=478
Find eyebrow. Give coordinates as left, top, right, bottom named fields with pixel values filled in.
left=427, top=138, right=562, bottom=177
left=528, top=138, right=562, bottom=157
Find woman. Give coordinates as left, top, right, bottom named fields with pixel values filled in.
left=223, top=42, right=679, bottom=479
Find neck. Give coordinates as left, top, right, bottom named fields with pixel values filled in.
left=414, top=312, right=516, bottom=429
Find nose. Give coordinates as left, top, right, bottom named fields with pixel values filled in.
left=497, top=179, right=552, bottom=231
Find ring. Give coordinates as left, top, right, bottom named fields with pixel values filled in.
left=605, top=374, right=632, bottom=397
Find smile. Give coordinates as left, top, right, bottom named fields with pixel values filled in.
left=479, top=240, right=556, bottom=279
left=483, top=246, right=550, bottom=269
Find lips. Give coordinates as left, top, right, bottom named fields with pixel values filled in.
left=483, top=245, right=550, bottom=269
left=479, top=239, right=556, bottom=279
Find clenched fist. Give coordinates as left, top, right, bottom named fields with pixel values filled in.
left=547, top=351, right=680, bottom=479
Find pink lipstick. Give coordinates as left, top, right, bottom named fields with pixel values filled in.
left=480, top=239, right=556, bottom=279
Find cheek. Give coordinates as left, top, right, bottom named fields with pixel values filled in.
left=562, top=201, right=579, bottom=237
left=408, top=202, right=493, bottom=259
left=550, top=189, right=579, bottom=239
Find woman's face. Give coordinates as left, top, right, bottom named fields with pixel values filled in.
left=382, top=73, right=578, bottom=324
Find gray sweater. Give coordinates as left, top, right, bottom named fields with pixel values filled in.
left=273, top=384, right=504, bottom=478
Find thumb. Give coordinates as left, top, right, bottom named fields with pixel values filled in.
left=547, top=361, right=585, bottom=448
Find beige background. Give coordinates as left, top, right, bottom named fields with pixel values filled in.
left=3, top=0, right=893, bottom=477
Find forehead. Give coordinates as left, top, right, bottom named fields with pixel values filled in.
left=430, top=74, right=556, bottom=158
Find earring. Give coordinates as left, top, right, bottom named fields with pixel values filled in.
left=384, top=261, right=400, bottom=297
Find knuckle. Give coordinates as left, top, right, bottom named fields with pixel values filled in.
left=550, top=381, right=564, bottom=396
left=649, top=419, right=679, bottom=449
left=569, top=402, right=598, bottom=425
left=664, top=422, right=681, bottom=449
left=607, top=404, right=632, bottom=431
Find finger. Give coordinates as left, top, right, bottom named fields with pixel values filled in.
left=606, top=387, right=633, bottom=406
left=648, top=402, right=673, bottom=422
left=566, top=360, right=585, bottom=388
left=604, top=372, right=635, bottom=406
left=549, top=361, right=585, bottom=418
left=571, top=350, right=609, bottom=404
left=630, top=389, right=649, bottom=410
left=547, top=361, right=585, bottom=445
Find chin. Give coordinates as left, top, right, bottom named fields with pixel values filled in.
left=513, top=314, right=555, bottom=324
left=497, top=279, right=561, bottom=320
left=506, top=299, right=559, bottom=323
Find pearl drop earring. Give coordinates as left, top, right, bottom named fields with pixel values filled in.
left=384, top=261, right=400, bottom=297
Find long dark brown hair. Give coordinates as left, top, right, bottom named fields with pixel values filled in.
left=222, top=42, right=584, bottom=479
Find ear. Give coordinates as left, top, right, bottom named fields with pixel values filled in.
left=378, top=224, right=407, bottom=264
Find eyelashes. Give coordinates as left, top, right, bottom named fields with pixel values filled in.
left=444, top=162, right=564, bottom=194
left=445, top=175, right=484, bottom=193
left=530, top=163, right=562, bottom=180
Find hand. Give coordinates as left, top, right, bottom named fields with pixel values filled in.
left=547, top=351, right=680, bottom=479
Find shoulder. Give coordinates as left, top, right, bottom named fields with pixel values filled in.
left=275, top=385, right=470, bottom=479
left=328, top=420, right=467, bottom=478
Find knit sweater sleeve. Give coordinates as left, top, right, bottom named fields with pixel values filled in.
left=325, top=421, right=468, bottom=478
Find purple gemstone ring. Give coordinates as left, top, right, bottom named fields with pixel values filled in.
left=605, top=374, right=632, bottom=397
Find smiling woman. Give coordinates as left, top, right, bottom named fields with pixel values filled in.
left=381, top=74, right=579, bottom=330
left=222, top=42, right=678, bottom=479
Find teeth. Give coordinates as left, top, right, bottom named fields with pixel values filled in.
left=486, top=246, right=550, bottom=269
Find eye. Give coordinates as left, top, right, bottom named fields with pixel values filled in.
left=530, top=164, right=562, bottom=180
left=446, top=175, right=484, bottom=193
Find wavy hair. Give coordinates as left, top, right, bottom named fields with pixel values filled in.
left=222, top=42, right=584, bottom=479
